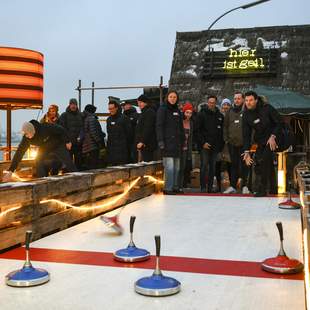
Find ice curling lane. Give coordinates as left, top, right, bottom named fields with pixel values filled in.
left=278, top=182, right=301, bottom=210
left=113, top=216, right=150, bottom=262
left=134, top=235, right=181, bottom=297
left=261, top=222, right=304, bottom=274
left=5, top=231, right=50, bottom=287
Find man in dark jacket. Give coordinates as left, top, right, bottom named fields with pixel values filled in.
left=3, top=120, right=76, bottom=181
left=122, top=101, right=139, bottom=162
left=135, top=95, right=157, bottom=162
left=107, top=101, right=133, bottom=166
left=198, top=95, right=224, bottom=192
left=58, top=98, right=83, bottom=170
left=242, top=91, right=282, bottom=197
left=223, top=92, right=249, bottom=194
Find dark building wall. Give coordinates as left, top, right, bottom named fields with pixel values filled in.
left=169, top=24, right=310, bottom=105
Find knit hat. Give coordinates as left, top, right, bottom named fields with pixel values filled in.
left=21, top=122, right=35, bottom=137
left=221, top=98, right=231, bottom=107
left=84, top=104, right=97, bottom=114
left=137, top=94, right=149, bottom=104
left=183, top=102, right=193, bottom=112
left=69, top=98, right=78, bottom=106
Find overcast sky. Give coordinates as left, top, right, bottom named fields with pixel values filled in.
left=0, top=0, right=309, bottom=131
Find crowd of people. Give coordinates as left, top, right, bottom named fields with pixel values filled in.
left=3, top=90, right=285, bottom=197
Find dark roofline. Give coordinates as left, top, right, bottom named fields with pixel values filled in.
left=176, top=24, right=310, bottom=40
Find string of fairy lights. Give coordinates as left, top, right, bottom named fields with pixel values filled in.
left=0, top=175, right=164, bottom=219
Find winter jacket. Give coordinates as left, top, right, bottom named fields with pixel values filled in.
left=223, top=104, right=244, bottom=147
left=135, top=105, right=157, bottom=151
left=197, top=106, right=224, bottom=153
left=156, top=102, right=184, bottom=158
left=242, top=101, right=282, bottom=151
left=123, top=107, right=139, bottom=131
left=9, top=120, right=70, bottom=172
left=82, top=111, right=105, bottom=154
left=58, top=107, right=83, bottom=144
left=107, top=111, right=133, bottom=165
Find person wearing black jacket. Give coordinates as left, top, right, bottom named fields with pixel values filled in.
left=156, top=90, right=184, bottom=194
left=58, top=98, right=83, bottom=170
left=135, top=95, right=157, bottom=162
left=242, top=91, right=282, bottom=197
left=198, top=95, right=224, bottom=192
left=82, top=104, right=106, bottom=170
left=123, top=101, right=139, bottom=162
left=3, top=120, right=76, bottom=181
left=107, top=101, right=133, bottom=166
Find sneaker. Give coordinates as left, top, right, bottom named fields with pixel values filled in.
left=254, top=191, right=267, bottom=197
left=223, top=186, right=237, bottom=194
left=242, top=186, right=250, bottom=194
left=163, top=190, right=176, bottom=195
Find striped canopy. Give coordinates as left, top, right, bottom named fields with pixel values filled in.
left=0, top=46, right=43, bottom=110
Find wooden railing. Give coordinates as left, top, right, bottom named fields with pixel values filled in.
left=0, top=161, right=163, bottom=252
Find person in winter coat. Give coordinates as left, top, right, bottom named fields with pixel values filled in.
left=242, top=91, right=282, bottom=197
left=3, top=120, right=76, bottom=181
left=58, top=98, right=83, bottom=170
left=40, top=104, right=59, bottom=124
left=135, top=94, right=157, bottom=162
left=179, top=102, right=194, bottom=189
left=156, top=90, right=184, bottom=194
left=82, top=104, right=106, bottom=170
left=223, top=92, right=250, bottom=194
left=198, top=95, right=224, bottom=193
left=122, top=101, right=139, bottom=162
left=107, top=101, right=133, bottom=166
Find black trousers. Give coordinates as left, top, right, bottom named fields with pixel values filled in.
left=140, top=149, right=154, bottom=162
left=36, top=145, right=77, bottom=177
left=200, top=149, right=218, bottom=192
left=228, top=144, right=249, bottom=189
left=254, top=145, right=276, bottom=193
left=69, top=143, right=83, bottom=171
left=83, top=149, right=100, bottom=170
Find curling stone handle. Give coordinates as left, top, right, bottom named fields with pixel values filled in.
left=155, top=235, right=161, bottom=257
left=130, top=216, right=136, bottom=234
left=276, top=222, right=284, bottom=242
left=25, top=231, right=32, bottom=250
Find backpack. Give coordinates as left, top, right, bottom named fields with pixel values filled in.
left=276, top=123, right=295, bottom=152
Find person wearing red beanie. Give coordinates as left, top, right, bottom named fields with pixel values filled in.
left=180, top=102, right=194, bottom=189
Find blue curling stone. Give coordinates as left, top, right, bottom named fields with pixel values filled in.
left=135, top=274, right=181, bottom=296
left=6, top=265, right=50, bottom=287
left=114, top=245, right=150, bottom=262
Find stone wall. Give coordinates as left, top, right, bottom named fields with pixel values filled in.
left=169, top=24, right=310, bottom=105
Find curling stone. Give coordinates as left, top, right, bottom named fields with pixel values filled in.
left=5, top=231, right=50, bottom=287
left=134, top=235, right=181, bottom=296
left=278, top=182, right=301, bottom=209
left=113, top=216, right=150, bottom=262
left=261, top=222, right=304, bottom=274
left=100, top=213, right=123, bottom=234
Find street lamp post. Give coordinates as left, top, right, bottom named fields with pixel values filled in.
left=205, top=0, right=271, bottom=51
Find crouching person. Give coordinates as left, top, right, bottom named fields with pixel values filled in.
left=3, top=120, right=77, bottom=181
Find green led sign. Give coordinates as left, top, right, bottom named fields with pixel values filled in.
left=202, top=48, right=278, bottom=79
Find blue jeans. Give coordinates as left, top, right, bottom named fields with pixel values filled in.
left=163, top=157, right=180, bottom=191
left=200, top=149, right=218, bottom=192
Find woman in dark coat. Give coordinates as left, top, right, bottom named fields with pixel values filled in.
left=82, top=104, right=105, bottom=170
left=156, top=90, right=184, bottom=194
